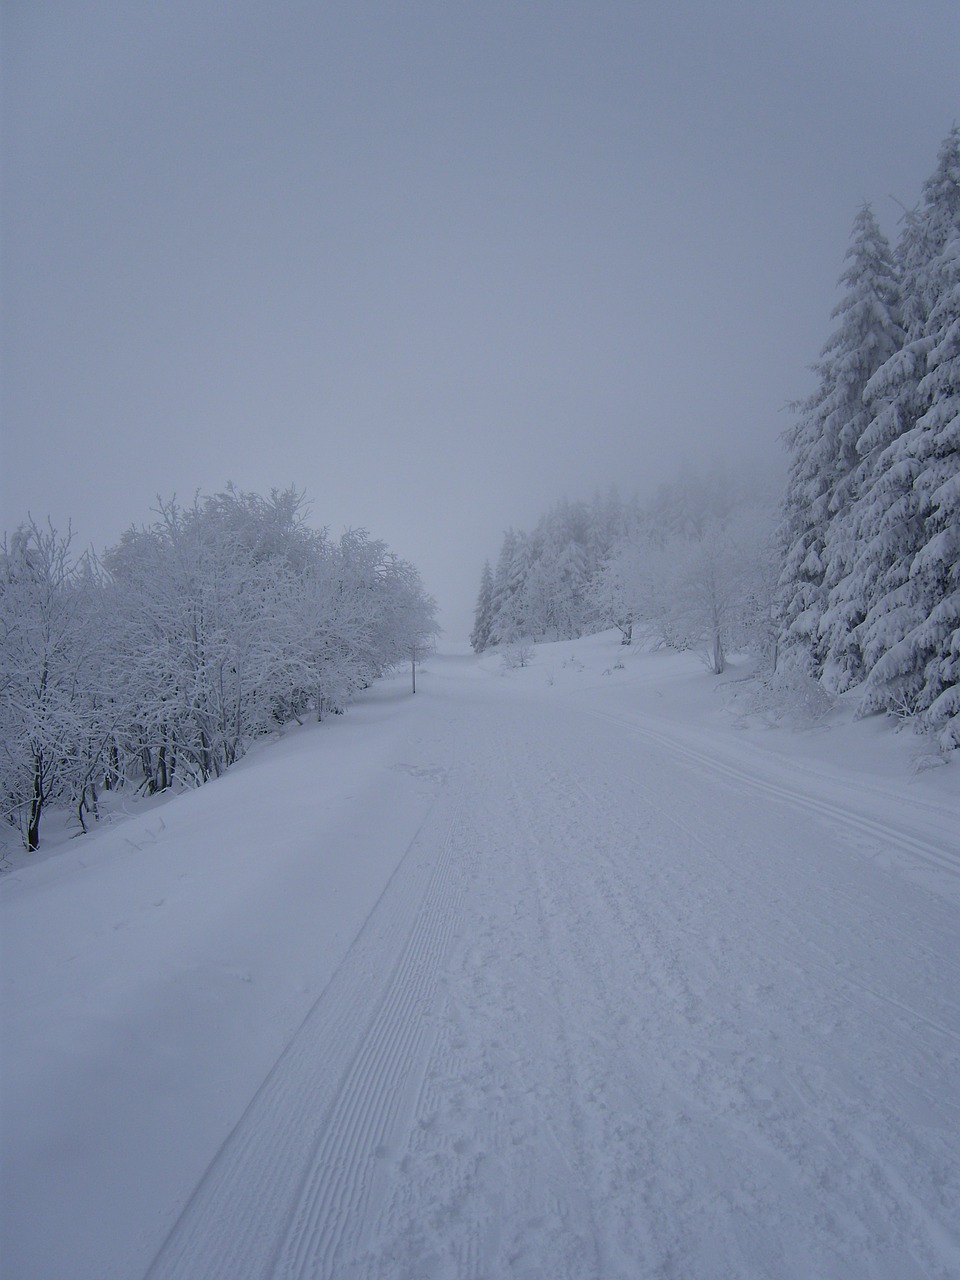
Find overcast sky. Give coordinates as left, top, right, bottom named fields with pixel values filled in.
left=2, top=2, right=957, bottom=637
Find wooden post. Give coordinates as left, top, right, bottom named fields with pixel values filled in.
left=411, top=644, right=417, bottom=694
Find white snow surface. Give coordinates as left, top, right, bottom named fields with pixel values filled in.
left=2, top=633, right=959, bottom=1280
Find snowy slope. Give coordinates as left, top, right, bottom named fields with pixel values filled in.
left=2, top=634, right=958, bottom=1279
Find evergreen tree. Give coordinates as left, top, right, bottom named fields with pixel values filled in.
left=470, top=560, right=494, bottom=652
left=497, top=531, right=533, bottom=641
left=859, top=225, right=960, bottom=741
left=848, top=129, right=960, bottom=735
left=909, top=231, right=960, bottom=745
left=487, top=530, right=520, bottom=644
left=779, top=204, right=903, bottom=686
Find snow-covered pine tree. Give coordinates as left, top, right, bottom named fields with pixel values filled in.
left=500, top=531, right=534, bottom=642
left=780, top=205, right=904, bottom=690
left=895, top=230, right=960, bottom=745
left=470, top=560, right=494, bottom=652
left=586, top=489, right=615, bottom=576
left=858, top=225, right=960, bottom=743
left=487, top=529, right=523, bottom=645
left=647, top=465, right=734, bottom=548
left=553, top=535, right=590, bottom=638
left=847, top=128, right=960, bottom=738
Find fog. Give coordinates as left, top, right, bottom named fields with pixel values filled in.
left=2, top=1, right=957, bottom=636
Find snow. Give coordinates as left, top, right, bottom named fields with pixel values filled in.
left=2, top=632, right=959, bottom=1279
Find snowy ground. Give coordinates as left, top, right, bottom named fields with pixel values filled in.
left=2, top=633, right=959, bottom=1280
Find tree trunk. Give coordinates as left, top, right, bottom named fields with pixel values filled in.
left=26, top=752, right=44, bottom=851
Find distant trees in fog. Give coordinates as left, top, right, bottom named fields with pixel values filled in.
left=472, top=472, right=779, bottom=676
left=1, top=487, right=437, bottom=848
left=472, top=489, right=637, bottom=652
left=473, top=128, right=959, bottom=751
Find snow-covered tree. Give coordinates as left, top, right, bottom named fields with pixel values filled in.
left=104, top=498, right=288, bottom=788
left=480, top=497, right=614, bottom=646
left=778, top=205, right=903, bottom=685
left=646, top=463, right=735, bottom=547
left=586, top=486, right=635, bottom=573
left=856, top=226, right=960, bottom=738
left=488, top=529, right=529, bottom=644
left=1, top=486, right=438, bottom=846
left=479, top=467, right=776, bottom=665
left=845, top=129, right=960, bottom=740
left=470, top=560, right=495, bottom=652
left=0, top=522, right=105, bottom=848
left=104, top=500, right=440, bottom=789
left=586, top=539, right=648, bottom=643
left=640, top=504, right=779, bottom=674
left=905, top=232, right=960, bottom=745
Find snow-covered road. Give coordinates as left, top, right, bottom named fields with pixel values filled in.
left=3, top=640, right=959, bottom=1279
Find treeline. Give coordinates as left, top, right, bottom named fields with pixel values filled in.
left=471, top=470, right=778, bottom=677
left=470, top=490, right=640, bottom=653
left=1, top=486, right=437, bottom=849
left=778, top=128, right=959, bottom=749
left=473, top=128, right=959, bottom=750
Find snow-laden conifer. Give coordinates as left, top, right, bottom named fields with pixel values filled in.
left=779, top=205, right=902, bottom=684
left=470, top=560, right=495, bottom=652
left=847, top=129, right=960, bottom=737
left=859, top=228, right=960, bottom=742
left=487, top=529, right=523, bottom=645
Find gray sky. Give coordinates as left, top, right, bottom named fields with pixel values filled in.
left=2, top=1, right=957, bottom=637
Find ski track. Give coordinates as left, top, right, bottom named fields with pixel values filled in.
left=274, top=782, right=476, bottom=1280
left=144, top=678, right=960, bottom=1280
left=537, top=729, right=959, bottom=1278
left=574, top=700, right=960, bottom=885
left=145, top=764, right=474, bottom=1280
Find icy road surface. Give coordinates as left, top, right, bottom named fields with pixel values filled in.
left=3, top=639, right=959, bottom=1279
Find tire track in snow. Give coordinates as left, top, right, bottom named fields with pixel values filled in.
left=145, top=775, right=471, bottom=1280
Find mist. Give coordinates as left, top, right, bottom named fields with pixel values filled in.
left=2, top=0, right=957, bottom=636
